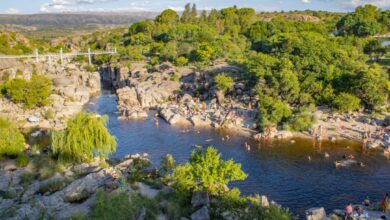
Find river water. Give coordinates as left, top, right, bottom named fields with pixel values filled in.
left=86, top=91, right=390, bottom=216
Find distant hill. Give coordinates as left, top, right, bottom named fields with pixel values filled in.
left=0, top=12, right=158, bottom=27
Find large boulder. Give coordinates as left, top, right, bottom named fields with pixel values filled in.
left=384, top=115, right=390, bottom=126
left=62, top=169, right=111, bottom=202
left=191, top=191, right=209, bottom=209
left=191, top=206, right=210, bottom=220
left=305, top=207, right=326, bottom=220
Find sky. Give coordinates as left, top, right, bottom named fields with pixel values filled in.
left=0, top=0, right=389, bottom=14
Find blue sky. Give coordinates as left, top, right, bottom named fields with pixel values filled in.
left=1, top=0, right=389, bottom=14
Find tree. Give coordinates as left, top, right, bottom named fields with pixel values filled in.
left=192, top=43, right=215, bottom=63
left=364, top=38, right=386, bottom=61
left=0, top=118, right=25, bottom=156
left=336, top=5, right=382, bottom=37
left=1, top=74, right=52, bottom=109
left=215, top=73, right=234, bottom=92
left=51, top=112, right=117, bottom=163
left=258, top=94, right=292, bottom=129
left=155, top=9, right=180, bottom=27
left=332, top=93, right=361, bottom=113
left=170, top=146, right=247, bottom=195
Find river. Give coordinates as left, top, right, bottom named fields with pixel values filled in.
left=86, top=91, right=390, bottom=216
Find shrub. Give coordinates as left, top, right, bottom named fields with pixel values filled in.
left=284, top=105, right=316, bottom=132
left=258, top=94, right=291, bottom=129
left=90, top=191, right=158, bottom=220
left=51, top=112, right=117, bottom=163
left=0, top=118, right=25, bottom=157
left=175, top=56, right=188, bottom=66
left=38, top=178, right=66, bottom=194
left=332, top=93, right=361, bottom=113
left=215, top=73, right=234, bottom=92
left=161, top=154, right=175, bottom=172
left=170, top=73, right=180, bottom=82
left=45, top=109, right=55, bottom=120
left=170, top=146, right=247, bottom=195
left=16, top=154, right=29, bottom=167
left=85, top=65, right=97, bottom=72
left=1, top=74, right=52, bottom=109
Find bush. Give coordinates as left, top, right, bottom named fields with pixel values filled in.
left=215, top=73, right=234, bottom=92
left=1, top=74, right=52, bottom=109
left=258, top=94, right=291, bottom=129
left=161, top=154, right=175, bottom=172
left=170, top=146, right=247, bottom=195
left=16, top=154, right=29, bottom=167
left=38, top=178, right=66, bottom=194
left=332, top=93, right=361, bottom=113
left=284, top=105, right=316, bottom=132
left=51, top=112, right=117, bottom=163
left=0, top=118, right=25, bottom=157
left=90, top=191, right=158, bottom=220
left=85, top=65, right=97, bottom=72
left=175, top=56, right=188, bottom=66
left=170, top=73, right=180, bottom=81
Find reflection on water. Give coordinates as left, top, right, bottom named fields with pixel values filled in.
left=87, top=91, right=390, bottom=216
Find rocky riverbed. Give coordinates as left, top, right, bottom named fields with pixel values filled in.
left=111, top=62, right=390, bottom=154
left=0, top=59, right=101, bottom=130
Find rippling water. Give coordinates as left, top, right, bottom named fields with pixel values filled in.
left=86, top=91, right=390, bottom=216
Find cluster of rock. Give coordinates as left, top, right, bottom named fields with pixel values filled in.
left=305, top=205, right=390, bottom=220
left=111, top=63, right=181, bottom=120
left=0, top=154, right=160, bottom=219
left=110, top=62, right=260, bottom=135
left=0, top=60, right=101, bottom=130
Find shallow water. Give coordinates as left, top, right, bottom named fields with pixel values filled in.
left=86, top=91, right=390, bottom=216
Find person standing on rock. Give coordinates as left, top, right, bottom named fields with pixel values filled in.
left=381, top=193, right=388, bottom=213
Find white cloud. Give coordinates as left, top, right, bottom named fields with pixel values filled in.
left=301, top=0, right=311, bottom=4
left=4, top=8, right=21, bottom=14
left=40, top=0, right=125, bottom=12
left=321, top=0, right=390, bottom=9
left=76, top=0, right=117, bottom=4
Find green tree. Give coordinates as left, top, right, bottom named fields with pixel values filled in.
left=51, top=112, right=117, bottom=163
left=258, top=94, right=292, bottom=129
left=156, top=9, right=180, bottom=27
left=170, top=146, right=247, bottom=195
left=192, top=43, right=215, bottom=63
left=215, top=73, right=234, bottom=92
left=0, top=118, right=25, bottom=156
left=1, top=74, right=52, bottom=109
left=332, top=93, right=361, bottom=113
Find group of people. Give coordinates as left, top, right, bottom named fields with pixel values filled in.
left=344, top=193, right=388, bottom=219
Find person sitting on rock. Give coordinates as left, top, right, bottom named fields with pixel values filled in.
left=344, top=203, right=353, bottom=219
left=363, top=196, right=370, bottom=206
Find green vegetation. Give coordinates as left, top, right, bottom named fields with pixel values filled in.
left=337, top=5, right=389, bottom=37
left=1, top=74, right=52, bottom=109
left=90, top=191, right=158, bottom=220
left=215, top=73, right=234, bottom=92
left=79, top=4, right=389, bottom=131
left=169, top=146, right=247, bottom=195
left=332, top=93, right=361, bottom=113
left=16, top=154, right=30, bottom=167
left=0, top=118, right=25, bottom=157
left=51, top=112, right=117, bottom=163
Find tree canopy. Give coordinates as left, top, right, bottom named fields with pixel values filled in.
left=51, top=112, right=117, bottom=163
left=170, top=146, right=247, bottom=195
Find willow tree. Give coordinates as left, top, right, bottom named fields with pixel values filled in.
left=51, top=112, right=116, bottom=163
left=0, top=118, right=25, bottom=156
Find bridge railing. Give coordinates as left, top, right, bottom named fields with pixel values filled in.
left=0, top=48, right=117, bottom=66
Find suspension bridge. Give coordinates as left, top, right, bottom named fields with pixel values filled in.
left=0, top=48, right=117, bottom=66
